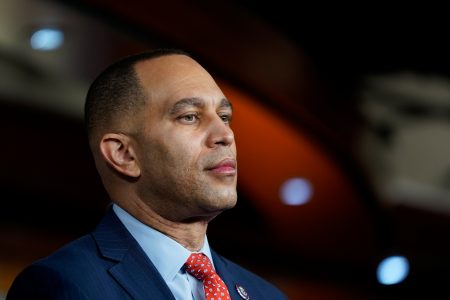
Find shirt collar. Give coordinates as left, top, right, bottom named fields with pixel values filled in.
left=112, top=204, right=214, bottom=282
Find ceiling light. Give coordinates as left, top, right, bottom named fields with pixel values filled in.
left=376, top=255, right=410, bottom=285
left=279, top=177, right=313, bottom=206
left=30, top=28, right=64, bottom=51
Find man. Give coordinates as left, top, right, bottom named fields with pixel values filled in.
left=7, top=49, right=288, bottom=299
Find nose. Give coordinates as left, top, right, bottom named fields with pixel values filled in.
left=205, top=115, right=235, bottom=148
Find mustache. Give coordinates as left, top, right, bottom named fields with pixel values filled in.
left=202, top=152, right=237, bottom=170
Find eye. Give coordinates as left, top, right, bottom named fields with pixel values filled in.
left=219, top=113, right=232, bottom=124
left=178, top=113, right=199, bottom=124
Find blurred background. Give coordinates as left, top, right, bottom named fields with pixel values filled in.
left=1, top=0, right=450, bottom=299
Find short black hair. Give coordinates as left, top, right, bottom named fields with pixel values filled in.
left=84, top=48, right=190, bottom=140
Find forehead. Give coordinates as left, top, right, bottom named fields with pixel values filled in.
left=134, top=55, right=225, bottom=107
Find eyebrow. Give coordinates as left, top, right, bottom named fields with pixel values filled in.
left=169, top=97, right=232, bottom=115
left=219, top=98, right=233, bottom=110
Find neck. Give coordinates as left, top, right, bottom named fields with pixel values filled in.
left=118, top=199, right=209, bottom=252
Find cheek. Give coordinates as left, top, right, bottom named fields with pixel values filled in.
left=170, top=132, right=203, bottom=160
left=231, top=143, right=237, bottom=155
left=156, top=136, right=201, bottom=169
left=140, top=126, right=205, bottom=171
left=139, top=135, right=172, bottom=171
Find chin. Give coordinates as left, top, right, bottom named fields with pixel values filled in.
left=203, top=193, right=237, bottom=212
left=215, top=194, right=237, bottom=210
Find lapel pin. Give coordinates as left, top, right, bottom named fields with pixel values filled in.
left=235, top=284, right=250, bottom=300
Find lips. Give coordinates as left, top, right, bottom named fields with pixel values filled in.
left=206, top=158, right=237, bottom=175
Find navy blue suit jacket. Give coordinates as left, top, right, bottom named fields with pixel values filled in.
left=7, top=207, right=288, bottom=299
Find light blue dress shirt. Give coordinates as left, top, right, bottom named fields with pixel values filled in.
left=113, top=204, right=214, bottom=300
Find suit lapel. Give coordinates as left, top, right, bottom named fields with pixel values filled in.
left=108, top=246, right=175, bottom=300
left=212, top=250, right=266, bottom=300
left=92, top=207, right=175, bottom=300
left=211, top=250, right=243, bottom=300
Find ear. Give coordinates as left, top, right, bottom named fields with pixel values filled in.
left=99, top=133, right=141, bottom=178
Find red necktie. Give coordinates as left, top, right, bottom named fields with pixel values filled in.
left=184, top=253, right=231, bottom=300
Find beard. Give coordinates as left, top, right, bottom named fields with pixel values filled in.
left=137, top=150, right=237, bottom=222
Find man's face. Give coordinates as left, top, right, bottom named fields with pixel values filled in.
left=133, top=55, right=237, bottom=222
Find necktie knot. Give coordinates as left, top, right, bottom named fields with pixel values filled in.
left=184, top=253, right=214, bottom=281
left=184, top=253, right=231, bottom=300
